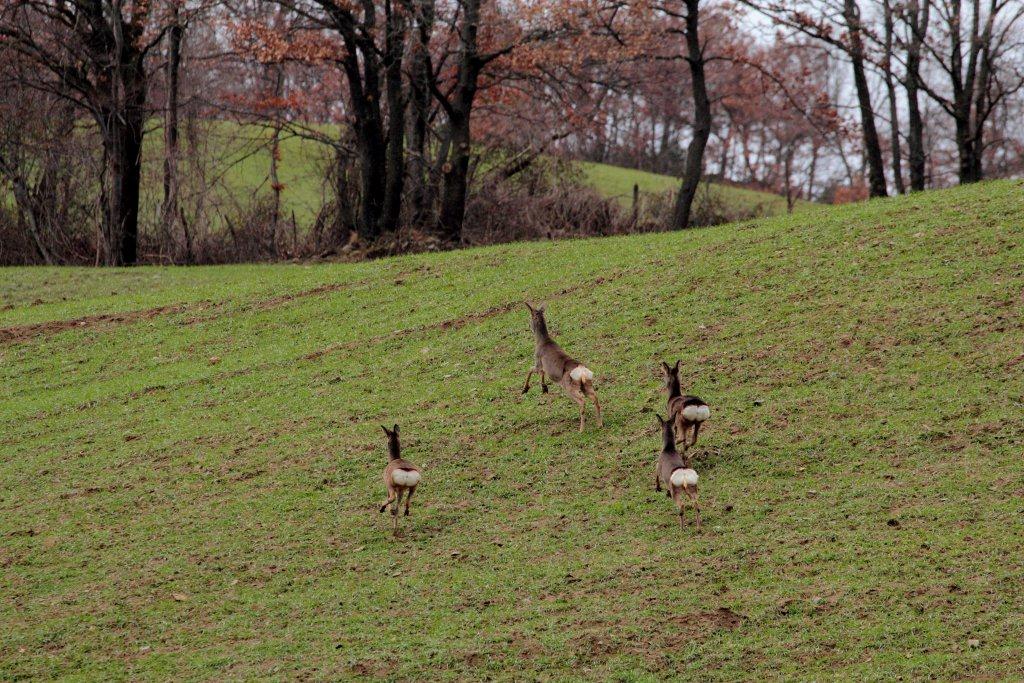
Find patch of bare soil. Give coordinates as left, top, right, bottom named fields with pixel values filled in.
left=256, top=283, right=354, bottom=310
left=347, top=658, right=398, bottom=677
left=2, top=280, right=358, bottom=343
left=665, top=607, right=744, bottom=639
left=0, top=304, right=186, bottom=344
left=304, top=270, right=631, bottom=360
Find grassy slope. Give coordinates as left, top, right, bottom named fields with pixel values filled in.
left=2, top=181, right=1023, bottom=680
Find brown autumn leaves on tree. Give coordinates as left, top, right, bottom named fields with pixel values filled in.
left=0, top=0, right=1022, bottom=265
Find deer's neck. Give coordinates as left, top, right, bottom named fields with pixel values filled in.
left=662, top=429, right=678, bottom=454
left=668, top=377, right=682, bottom=399
left=533, top=322, right=552, bottom=345
left=388, top=442, right=401, bottom=460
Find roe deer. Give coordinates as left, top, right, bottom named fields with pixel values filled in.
left=661, top=360, right=710, bottom=452
left=378, top=424, right=421, bottom=535
left=654, top=414, right=702, bottom=530
left=522, top=302, right=603, bottom=432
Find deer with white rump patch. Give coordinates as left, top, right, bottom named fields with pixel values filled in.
left=522, top=302, right=603, bottom=432
left=661, top=360, right=710, bottom=452
left=654, top=414, right=702, bottom=530
left=378, top=424, right=421, bottom=535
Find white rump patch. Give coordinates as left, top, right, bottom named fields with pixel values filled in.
left=392, top=469, right=421, bottom=487
left=671, top=468, right=699, bottom=488
left=682, top=404, right=711, bottom=422
left=569, top=366, right=594, bottom=383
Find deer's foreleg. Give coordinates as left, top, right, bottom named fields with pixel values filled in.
left=521, top=369, right=535, bottom=394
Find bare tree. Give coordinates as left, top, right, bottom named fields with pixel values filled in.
left=665, top=0, right=713, bottom=230
left=740, top=0, right=889, bottom=197
left=161, top=1, right=185, bottom=258
left=912, top=0, right=1024, bottom=182
left=0, top=0, right=170, bottom=264
left=902, top=0, right=932, bottom=190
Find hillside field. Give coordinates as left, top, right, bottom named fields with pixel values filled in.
left=2, top=180, right=1023, bottom=680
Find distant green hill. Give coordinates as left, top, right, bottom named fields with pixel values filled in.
left=3, top=180, right=1023, bottom=679
left=579, top=160, right=807, bottom=216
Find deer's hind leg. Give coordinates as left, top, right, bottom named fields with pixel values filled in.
left=392, top=489, right=405, bottom=534
left=565, top=381, right=587, bottom=431
left=686, top=487, right=702, bottom=531
left=583, top=381, right=603, bottom=427
left=379, top=485, right=397, bottom=513
left=404, top=486, right=415, bottom=516
left=672, top=486, right=686, bottom=528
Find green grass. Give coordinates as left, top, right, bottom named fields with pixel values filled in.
left=2, top=180, right=1024, bottom=680
left=579, top=160, right=803, bottom=215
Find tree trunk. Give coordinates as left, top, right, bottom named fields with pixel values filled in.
left=438, top=108, right=473, bottom=242
left=806, top=143, right=819, bottom=200
left=381, top=0, right=407, bottom=234
left=882, top=0, right=905, bottom=194
left=335, top=17, right=388, bottom=241
left=905, top=0, right=929, bottom=192
left=437, top=0, right=482, bottom=242
left=103, top=98, right=144, bottom=266
left=783, top=144, right=795, bottom=213
left=268, top=66, right=284, bottom=254
left=162, top=6, right=183, bottom=260
left=406, top=0, right=435, bottom=228
left=352, top=117, right=387, bottom=240
left=844, top=0, right=887, bottom=198
left=670, top=0, right=711, bottom=230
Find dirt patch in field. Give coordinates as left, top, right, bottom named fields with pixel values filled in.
left=256, top=282, right=354, bottom=310
left=348, top=658, right=398, bottom=677
left=0, top=304, right=186, bottom=344
left=665, top=607, right=744, bottom=639
left=304, top=271, right=632, bottom=360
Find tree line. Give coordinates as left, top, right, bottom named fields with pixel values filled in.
left=1, top=0, right=1021, bottom=266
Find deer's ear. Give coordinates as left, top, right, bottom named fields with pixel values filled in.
left=655, top=414, right=665, bottom=427
left=661, top=361, right=670, bottom=372
left=393, top=424, right=399, bottom=435
left=524, top=301, right=534, bottom=313
left=537, top=303, right=546, bottom=313
left=381, top=425, right=391, bottom=436
left=675, top=359, right=682, bottom=371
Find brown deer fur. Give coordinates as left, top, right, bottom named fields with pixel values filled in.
left=661, top=360, right=710, bottom=452
left=654, top=415, right=702, bottom=530
left=378, top=424, right=421, bottom=535
left=522, top=302, right=603, bottom=432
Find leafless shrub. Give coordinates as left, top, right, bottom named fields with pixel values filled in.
left=638, top=182, right=768, bottom=228
left=461, top=155, right=632, bottom=245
